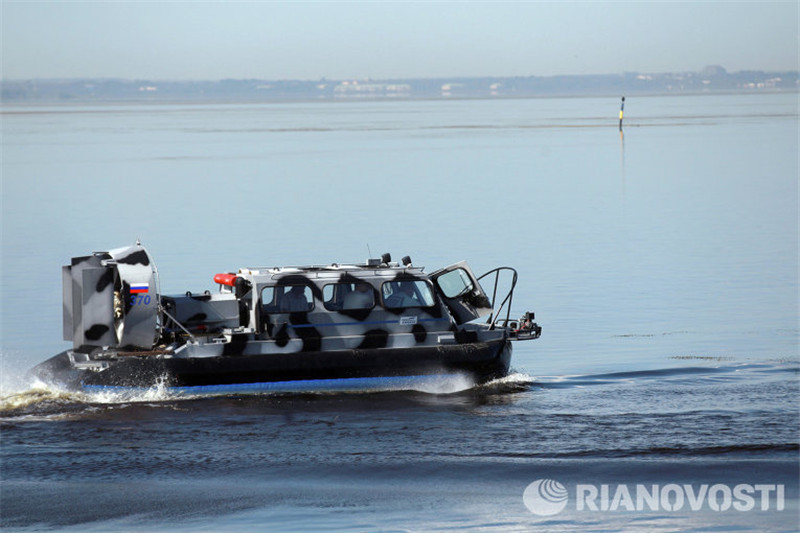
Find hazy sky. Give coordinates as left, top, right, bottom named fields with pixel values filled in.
left=2, top=1, right=797, bottom=80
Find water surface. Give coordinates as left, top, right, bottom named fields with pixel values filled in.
left=1, top=93, right=798, bottom=530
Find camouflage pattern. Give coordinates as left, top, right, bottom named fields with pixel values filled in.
left=62, top=243, right=158, bottom=350
left=170, top=265, right=500, bottom=358
left=41, top=243, right=540, bottom=389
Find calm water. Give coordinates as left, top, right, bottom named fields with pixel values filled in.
left=1, top=93, right=798, bottom=531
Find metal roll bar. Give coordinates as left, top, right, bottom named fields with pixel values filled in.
left=477, top=267, right=518, bottom=329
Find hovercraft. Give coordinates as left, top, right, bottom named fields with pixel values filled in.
left=31, top=242, right=541, bottom=395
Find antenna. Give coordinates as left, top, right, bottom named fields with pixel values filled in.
left=366, top=243, right=373, bottom=258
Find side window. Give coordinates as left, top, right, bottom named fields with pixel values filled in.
left=278, top=285, right=314, bottom=312
left=382, top=280, right=435, bottom=308
left=260, top=286, right=276, bottom=314
left=323, top=282, right=375, bottom=311
left=323, top=285, right=337, bottom=309
left=262, top=285, right=314, bottom=313
left=436, top=268, right=474, bottom=298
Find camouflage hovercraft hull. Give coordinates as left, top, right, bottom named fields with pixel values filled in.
left=31, top=243, right=540, bottom=395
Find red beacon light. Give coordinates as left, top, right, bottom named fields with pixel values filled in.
left=213, top=273, right=237, bottom=287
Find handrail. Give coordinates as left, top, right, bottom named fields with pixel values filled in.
left=159, top=306, right=199, bottom=344
left=477, top=267, right=518, bottom=329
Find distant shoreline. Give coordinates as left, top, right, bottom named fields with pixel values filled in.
left=2, top=67, right=797, bottom=104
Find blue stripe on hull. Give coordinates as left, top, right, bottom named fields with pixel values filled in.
left=81, top=373, right=468, bottom=396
